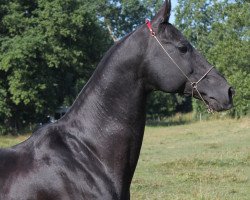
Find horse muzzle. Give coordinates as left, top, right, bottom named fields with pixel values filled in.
left=206, top=86, right=235, bottom=112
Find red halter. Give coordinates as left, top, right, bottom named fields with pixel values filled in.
left=145, top=19, right=155, bottom=36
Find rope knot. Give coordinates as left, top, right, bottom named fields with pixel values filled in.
left=191, top=82, right=198, bottom=89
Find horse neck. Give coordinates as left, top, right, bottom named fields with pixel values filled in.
left=63, top=29, right=149, bottom=193
left=68, top=31, right=148, bottom=130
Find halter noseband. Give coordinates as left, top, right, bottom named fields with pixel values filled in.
left=146, top=19, right=214, bottom=113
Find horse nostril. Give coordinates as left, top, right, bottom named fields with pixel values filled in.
left=229, top=87, right=235, bottom=97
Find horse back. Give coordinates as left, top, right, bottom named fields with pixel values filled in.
left=0, top=124, right=116, bottom=200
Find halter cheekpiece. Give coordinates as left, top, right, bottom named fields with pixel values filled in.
left=145, top=19, right=214, bottom=113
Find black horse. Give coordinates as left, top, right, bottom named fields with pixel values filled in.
left=0, top=1, right=234, bottom=199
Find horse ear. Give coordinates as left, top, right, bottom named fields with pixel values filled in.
left=152, top=0, right=171, bottom=24
left=164, top=0, right=171, bottom=22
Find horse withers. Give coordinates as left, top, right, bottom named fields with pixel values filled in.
left=0, top=1, right=234, bottom=200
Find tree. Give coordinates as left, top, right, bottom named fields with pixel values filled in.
left=0, top=0, right=112, bottom=133
left=175, top=0, right=250, bottom=117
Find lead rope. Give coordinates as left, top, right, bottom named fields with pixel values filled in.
left=146, top=19, right=214, bottom=113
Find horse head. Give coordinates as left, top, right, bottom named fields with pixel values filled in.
left=142, top=0, right=234, bottom=112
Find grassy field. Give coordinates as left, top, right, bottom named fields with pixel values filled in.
left=0, top=118, right=249, bottom=199
left=131, top=118, right=250, bottom=200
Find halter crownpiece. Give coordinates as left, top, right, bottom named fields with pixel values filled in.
left=145, top=19, right=155, bottom=36
left=145, top=19, right=214, bottom=113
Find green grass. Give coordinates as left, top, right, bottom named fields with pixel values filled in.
left=131, top=118, right=250, bottom=200
left=0, top=134, right=30, bottom=148
left=0, top=118, right=249, bottom=199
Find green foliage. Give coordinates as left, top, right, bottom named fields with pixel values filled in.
left=175, top=0, right=250, bottom=117
left=0, top=0, right=112, bottom=132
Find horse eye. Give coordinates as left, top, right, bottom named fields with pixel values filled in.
left=178, top=45, right=188, bottom=53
